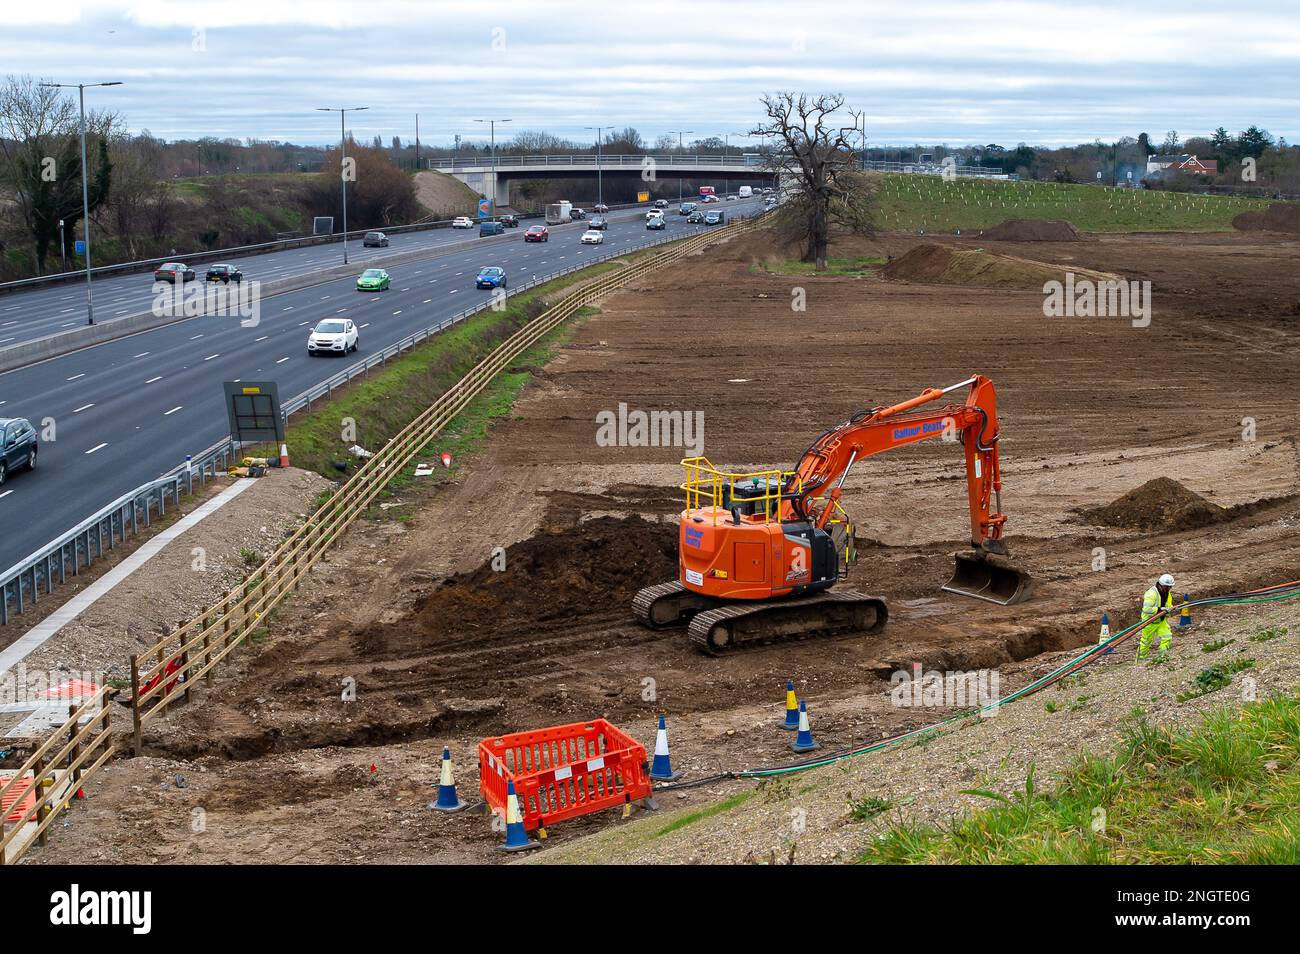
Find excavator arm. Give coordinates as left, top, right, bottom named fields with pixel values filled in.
left=782, top=375, right=1027, bottom=602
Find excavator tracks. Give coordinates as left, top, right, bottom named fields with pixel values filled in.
left=632, top=580, right=717, bottom=628
left=685, top=590, right=888, bottom=655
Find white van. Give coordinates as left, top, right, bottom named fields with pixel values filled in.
left=738, top=186, right=753, bottom=198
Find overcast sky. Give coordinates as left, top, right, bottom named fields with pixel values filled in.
left=5, top=0, right=1297, bottom=148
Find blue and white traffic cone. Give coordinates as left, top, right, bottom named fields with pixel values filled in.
left=498, top=779, right=539, bottom=852
left=1098, top=612, right=1112, bottom=654
left=790, top=700, right=819, bottom=754
left=648, top=715, right=682, bottom=782
left=430, top=746, right=468, bottom=812
left=1179, top=595, right=1192, bottom=628
left=781, top=679, right=800, bottom=730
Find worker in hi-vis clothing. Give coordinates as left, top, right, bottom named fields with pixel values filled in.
left=1138, top=573, right=1177, bottom=659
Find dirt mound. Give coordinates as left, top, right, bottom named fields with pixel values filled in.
left=353, top=515, right=679, bottom=656
left=878, top=243, right=1120, bottom=290
left=1232, top=202, right=1300, bottom=234
left=1083, top=477, right=1227, bottom=531
left=979, top=218, right=1083, bottom=241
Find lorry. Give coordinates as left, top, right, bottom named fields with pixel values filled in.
left=698, top=186, right=716, bottom=198
left=545, top=200, right=572, bottom=225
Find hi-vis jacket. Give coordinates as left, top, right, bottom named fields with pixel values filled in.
left=1141, top=586, right=1174, bottom=639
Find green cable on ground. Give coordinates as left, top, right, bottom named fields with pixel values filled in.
left=735, top=583, right=1300, bottom=779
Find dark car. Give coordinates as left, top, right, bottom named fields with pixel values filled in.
left=205, top=263, right=244, bottom=283
left=524, top=225, right=549, bottom=243
left=593, top=203, right=609, bottom=213
left=570, top=208, right=586, bottom=220
left=479, top=221, right=505, bottom=236
left=0, top=417, right=38, bottom=486
left=363, top=231, right=389, bottom=248
left=686, top=211, right=705, bottom=223
left=588, top=216, right=608, bottom=230
left=476, top=266, right=508, bottom=289
left=679, top=202, right=698, bottom=215
left=499, top=214, right=519, bottom=227
left=646, top=217, right=666, bottom=230
left=153, top=262, right=195, bottom=284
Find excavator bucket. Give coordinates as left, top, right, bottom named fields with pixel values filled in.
left=942, top=552, right=1031, bottom=605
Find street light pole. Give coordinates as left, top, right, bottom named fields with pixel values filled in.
left=317, top=106, right=369, bottom=265
left=585, top=126, right=609, bottom=207
left=475, top=118, right=512, bottom=216
left=39, top=80, right=121, bottom=325
left=668, top=130, right=693, bottom=205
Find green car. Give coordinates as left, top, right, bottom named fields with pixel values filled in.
left=356, top=268, right=391, bottom=291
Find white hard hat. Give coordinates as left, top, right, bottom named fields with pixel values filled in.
left=1158, top=573, right=1175, bottom=587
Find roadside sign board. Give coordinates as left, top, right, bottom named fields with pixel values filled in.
left=478, top=198, right=491, bottom=218
left=223, top=381, right=285, bottom=445
left=637, top=191, right=650, bottom=203
left=74, top=240, right=86, bottom=255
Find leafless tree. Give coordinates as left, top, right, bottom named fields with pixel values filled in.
left=751, top=92, right=874, bottom=268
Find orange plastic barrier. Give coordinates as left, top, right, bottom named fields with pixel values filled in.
left=479, top=719, right=652, bottom=832
left=0, top=772, right=36, bottom=823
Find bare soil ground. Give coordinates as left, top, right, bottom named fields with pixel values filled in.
left=25, top=225, right=1300, bottom=864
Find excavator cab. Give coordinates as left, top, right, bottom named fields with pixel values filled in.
left=943, top=551, right=1031, bottom=605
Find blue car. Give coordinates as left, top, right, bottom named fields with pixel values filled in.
left=476, top=266, right=508, bottom=289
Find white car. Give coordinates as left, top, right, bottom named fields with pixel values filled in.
left=307, top=318, right=358, bottom=356
left=645, top=209, right=665, bottom=222
left=580, top=230, right=605, bottom=245
left=451, top=216, right=474, bottom=229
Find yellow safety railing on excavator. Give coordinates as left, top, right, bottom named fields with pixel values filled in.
left=680, top=457, right=800, bottom=525
left=680, top=456, right=856, bottom=565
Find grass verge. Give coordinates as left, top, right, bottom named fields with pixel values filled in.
left=750, top=255, right=887, bottom=276
left=873, top=173, right=1271, bottom=233
left=860, top=694, right=1300, bottom=864
left=253, top=263, right=624, bottom=479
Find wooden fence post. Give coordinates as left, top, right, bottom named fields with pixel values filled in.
left=130, top=654, right=143, bottom=756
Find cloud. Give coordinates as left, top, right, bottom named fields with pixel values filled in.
left=3, top=0, right=1295, bottom=146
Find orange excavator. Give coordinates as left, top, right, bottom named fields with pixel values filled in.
left=633, top=375, right=1031, bottom=653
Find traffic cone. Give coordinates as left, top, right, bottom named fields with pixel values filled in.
left=440, top=452, right=452, bottom=469
left=781, top=679, right=800, bottom=730
left=648, top=715, right=682, bottom=782
left=430, top=746, right=468, bottom=812
left=1098, top=612, right=1112, bottom=654
left=790, top=700, right=819, bottom=754
left=498, top=779, right=540, bottom=852
left=1179, top=595, right=1192, bottom=628
left=279, top=443, right=290, bottom=468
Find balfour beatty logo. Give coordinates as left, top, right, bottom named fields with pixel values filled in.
left=892, top=421, right=944, bottom=441
left=684, top=527, right=704, bottom=548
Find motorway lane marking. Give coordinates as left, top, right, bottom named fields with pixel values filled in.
left=299, top=320, right=309, bottom=326
left=204, top=352, right=220, bottom=360
left=0, top=490, right=12, bottom=500
left=66, top=373, right=85, bottom=381
left=254, top=336, right=268, bottom=342
left=72, top=403, right=94, bottom=413
left=423, top=299, right=432, bottom=304
left=321, top=295, right=331, bottom=300
left=145, top=376, right=163, bottom=383
left=133, top=351, right=150, bottom=357
left=275, top=356, right=290, bottom=364
left=85, top=442, right=108, bottom=454
left=190, top=333, right=203, bottom=340
left=164, top=406, right=183, bottom=415
left=393, top=310, right=402, bottom=315
left=401, top=287, right=410, bottom=291
left=283, top=306, right=294, bottom=311
left=61, top=321, right=76, bottom=327
left=2, top=321, right=16, bottom=326
left=360, top=322, right=370, bottom=328
left=0, top=337, right=12, bottom=344
left=448, top=289, right=458, bottom=294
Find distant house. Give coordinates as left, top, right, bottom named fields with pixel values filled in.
left=1145, top=154, right=1219, bottom=176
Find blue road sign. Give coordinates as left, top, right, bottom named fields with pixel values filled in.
left=74, top=240, right=86, bottom=254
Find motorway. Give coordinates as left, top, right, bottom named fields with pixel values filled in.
left=2, top=214, right=567, bottom=346
left=0, top=197, right=765, bottom=572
